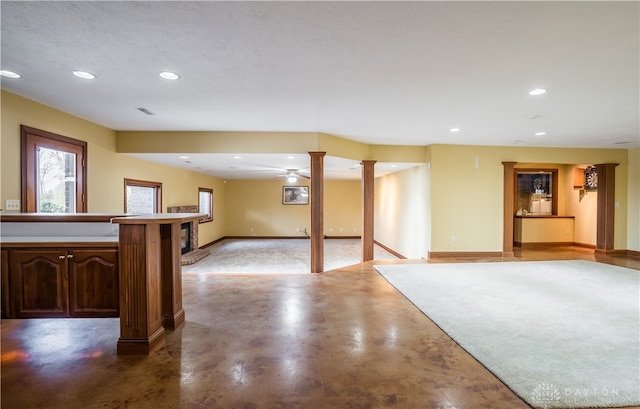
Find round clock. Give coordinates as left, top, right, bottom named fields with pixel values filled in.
left=585, top=167, right=598, bottom=190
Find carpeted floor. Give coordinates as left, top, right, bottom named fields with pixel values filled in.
left=183, top=238, right=399, bottom=274
left=374, top=260, right=640, bottom=409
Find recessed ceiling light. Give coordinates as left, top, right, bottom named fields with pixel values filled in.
left=390, top=164, right=398, bottom=168
left=72, top=70, right=96, bottom=79
left=449, top=128, right=461, bottom=132
left=179, top=155, right=189, bottom=159
left=0, top=69, right=21, bottom=78
left=286, top=156, right=295, bottom=160
left=529, top=88, right=546, bottom=96
left=535, top=131, right=547, bottom=136
left=232, top=155, right=242, bottom=159
left=159, top=71, right=180, bottom=80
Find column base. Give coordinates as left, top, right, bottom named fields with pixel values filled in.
left=162, top=309, right=185, bottom=330
left=117, top=327, right=165, bottom=355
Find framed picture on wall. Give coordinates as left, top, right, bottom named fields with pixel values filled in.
left=282, top=186, right=309, bottom=205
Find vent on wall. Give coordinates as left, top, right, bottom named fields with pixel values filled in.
left=136, top=107, right=155, bottom=115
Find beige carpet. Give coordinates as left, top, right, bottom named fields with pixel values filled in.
left=183, top=238, right=398, bottom=274
left=375, top=260, right=640, bottom=409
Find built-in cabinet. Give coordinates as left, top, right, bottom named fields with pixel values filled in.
left=5, top=246, right=119, bottom=318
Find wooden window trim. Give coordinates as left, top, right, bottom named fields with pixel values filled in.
left=198, top=187, right=213, bottom=223
left=124, top=178, right=162, bottom=213
left=513, top=168, right=559, bottom=215
left=20, top=125, right=87, bottom=213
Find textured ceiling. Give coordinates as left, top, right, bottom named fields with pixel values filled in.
left=1, top=1, right=638, bottom=179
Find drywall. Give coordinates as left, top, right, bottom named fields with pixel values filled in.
left=1, top=90, right=224, bottom=246
left=374, top=164, right=429, bottom=258
left=224, top=178, right=360, bottom=237
left=429, top=144, right=629, bottom=252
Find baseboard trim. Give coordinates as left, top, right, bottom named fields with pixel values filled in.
left=573, top=242, right=596, bottom=249
left=515, top=242, right=575, bottom=249
left=374, top=240, right=407, bottom=259
left=223, top=235, right=309, bottom=240
left=627, top=250, right=640, bottom=260
left=428, top=251, right=503, bottom=260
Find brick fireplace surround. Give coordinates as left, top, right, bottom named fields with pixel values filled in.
left=166, top=205, right=210, bottom=265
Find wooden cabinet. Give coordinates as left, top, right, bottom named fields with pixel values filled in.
left=6, top=247, right=118, bottom=318
left=68, top=249, right=119, bottom=317
left=2, top=249, right=10, bottom=318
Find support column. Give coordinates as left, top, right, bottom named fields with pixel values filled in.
left=595, top=163, right=618, bottom=253
left=361, top=160, right=376, bottom=262
left=309, top=152, right=326, bottom=273
left=116, top=223, right=165, bottom=355
left=160, top=222, right=185, bottom=329
left=502, top=162, right=517, bottom=257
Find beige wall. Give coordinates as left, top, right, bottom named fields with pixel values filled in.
left=3, top=90, right=637, bottom=255
left=1, top=91, right=225, bottom=246
left=224, top=179, right=360, bottom=237
left=374, top=164, right=430, bottom=258
left=628, top=148, right=640, bottom=252
left=428, top=144, right=629, bottom=252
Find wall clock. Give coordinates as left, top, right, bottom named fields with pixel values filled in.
left=585, top=166, right=598, bottom=190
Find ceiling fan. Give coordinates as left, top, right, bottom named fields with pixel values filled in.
left=277, top=169, right=310, bottom=182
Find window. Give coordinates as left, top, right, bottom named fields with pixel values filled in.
left=21, top=125, right=87, bottom=213
left=515, top=169, right=558, bottom=216
left=124, top=179, right=162, bottom=214
left=198, top=187, right=213, bottom=222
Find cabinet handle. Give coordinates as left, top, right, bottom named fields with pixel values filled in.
left=58, top=255, right=66, bottom=260
left=67, top=254, right=74, bottom=259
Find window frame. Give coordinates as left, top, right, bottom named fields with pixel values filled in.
left=513, top=168, right=558, bottom=216
left=21, top=125, right=87, bottom=213
left=198, top=187, right=213, bottom=223
left=124, top=178, right=162, bottom=214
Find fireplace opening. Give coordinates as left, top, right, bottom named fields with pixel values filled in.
left=180, top=222, right=192, bottom=255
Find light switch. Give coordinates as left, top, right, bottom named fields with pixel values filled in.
left=5, top=199, right=20, bottom=211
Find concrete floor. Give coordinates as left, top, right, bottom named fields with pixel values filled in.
left=2, top=246, right=639, bottom=409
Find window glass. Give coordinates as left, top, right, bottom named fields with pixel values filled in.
left=198, top=188, right=213, bottom=222
left=36, top=146, right=77, bottom=212
left=516, top=171, right=554, bottom=215
left=124, top=179, right=162, bottom=214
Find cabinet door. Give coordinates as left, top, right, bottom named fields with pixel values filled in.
left=10, top=249, right=68, bottom=318
left=1, top=249, right=9, bottom=318
left=68, top=249, right=119, bottom=317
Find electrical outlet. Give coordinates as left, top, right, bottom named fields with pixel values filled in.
left=450, top=235, right=457, bottom=243
left=296, top=227, right=301, bottom=232
left=5, top=199, right=20, bottom=211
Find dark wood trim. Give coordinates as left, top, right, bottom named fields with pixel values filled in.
left=20, top=125, right=87, bottom=213
left=595, top=248, right=627, bottom=257
left=429, top=251, right=503, bottom=260
left=513, top=167, right=559, bottom=215
left=515, top=242, right=575, bottom=248
left=309, top=152, right=326, bottom=273
left=123, top=178, right=162, bottom=213
left=198, top=187, right=214, bottom=223
left=1, top=250, right=9, bottom=318
left=220, top=236, right=310, bottom=240
left=627, top=250, right=640, bottom=260
left=573, top=242, right=596, bottom=249
left=160, top=223, right=185, bottom=330
left=502, top=162, right=516, bottom=257
left=595, top=163, right=618, bottom=251
left=361, top=160, right=376, bottom=262
left=374, top=240, right=407, bottom=259
left=514, top=215, right=574, bottom=219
